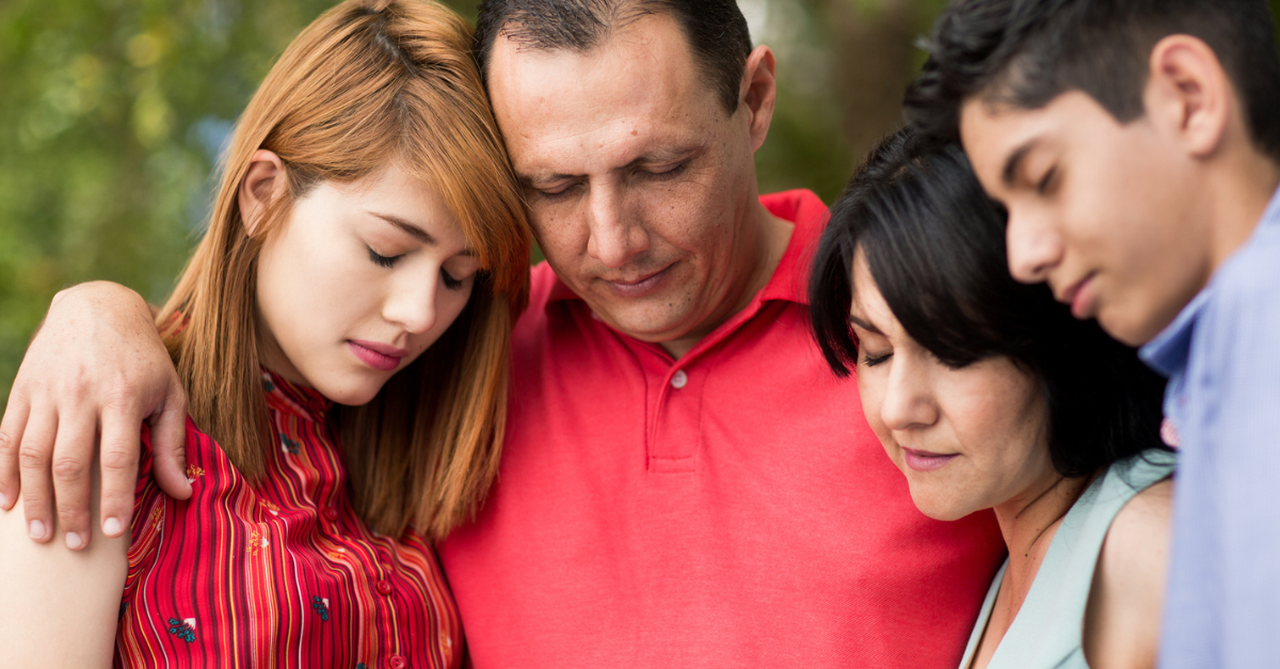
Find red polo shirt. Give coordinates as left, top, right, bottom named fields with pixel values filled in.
left=438, top=190, right=1005, bottom=668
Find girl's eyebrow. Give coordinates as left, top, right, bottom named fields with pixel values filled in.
left=367, top=210, right=475, bottom=256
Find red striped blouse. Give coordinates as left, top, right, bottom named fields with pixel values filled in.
left=115, top=372, right=463, bottom=669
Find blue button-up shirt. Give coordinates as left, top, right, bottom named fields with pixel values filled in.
left=1143, top=185, right=1280, bottom=669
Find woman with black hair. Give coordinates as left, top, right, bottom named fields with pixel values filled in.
left=809, top=129, right=1174, bottom=669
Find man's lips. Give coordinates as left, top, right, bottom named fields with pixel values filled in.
left=600, top=264, right=673, bottom=297
left=901, top=447, right=959, bottom=472
left=347, top=340, right=407, bottom=371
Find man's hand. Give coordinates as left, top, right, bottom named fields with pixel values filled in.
left=0, top=281, right=192, bottom=550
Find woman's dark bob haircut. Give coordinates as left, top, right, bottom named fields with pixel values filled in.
left=809, top=129, right=1167, bottom=478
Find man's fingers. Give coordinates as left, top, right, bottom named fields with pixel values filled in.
left=0, top=396, right=31, bottom=510
left=98, top=411, right=143, bottom=538
left=50, top=410, right=97, bottom=550
left=17, top=410, right=57, bottom=543
left=148, top=387, right=191, bottom=502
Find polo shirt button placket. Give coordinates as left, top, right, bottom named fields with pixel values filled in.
left=670, top=369, right=688, bottom=389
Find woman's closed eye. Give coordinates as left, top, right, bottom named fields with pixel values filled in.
left=862, top=349, right=893, bottom=367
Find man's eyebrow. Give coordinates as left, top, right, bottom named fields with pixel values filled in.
left=848, top=313, right=882, bottom=335
left=1001, top=141, right=1036, bottom=188
left=624, top=143, right=705, bottom=170
left=517, top=144, right=706, bottom=188
left=367, top=211, right=475, bottom=256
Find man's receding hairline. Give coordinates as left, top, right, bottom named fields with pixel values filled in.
left=494, top=1, right=667, bottom=59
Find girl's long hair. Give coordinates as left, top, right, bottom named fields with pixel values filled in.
left=156, top=0, right=531, bottom=539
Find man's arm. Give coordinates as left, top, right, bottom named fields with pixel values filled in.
left=0, top=281, right=191, bottom=550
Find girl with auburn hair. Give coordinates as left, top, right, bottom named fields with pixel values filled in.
left=0, top=0, right=529, bottom=666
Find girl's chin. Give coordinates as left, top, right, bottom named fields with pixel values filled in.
left=316, top=379, right=387, bottom=407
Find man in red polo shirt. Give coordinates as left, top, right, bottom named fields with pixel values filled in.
left=1, top=1, right=1005, bottom=666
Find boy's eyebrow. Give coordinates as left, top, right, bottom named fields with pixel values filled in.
left=1001, top=141, right=1036, bottom=188
left=848, top=313, right=883, bottom=335
left=368, top=211, right=476, bottom=256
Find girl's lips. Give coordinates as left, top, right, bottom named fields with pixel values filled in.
left=347, top=340, right=403, bottom=371
left=901, top=448, right=959, bottom=472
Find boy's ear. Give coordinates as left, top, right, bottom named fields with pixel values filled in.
left=238, top=150, right=287, bottom=235
left=1145, top=35, right=1233, bottom=160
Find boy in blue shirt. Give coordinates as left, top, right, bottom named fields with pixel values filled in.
left=904, top=1, right=1280, bottom=666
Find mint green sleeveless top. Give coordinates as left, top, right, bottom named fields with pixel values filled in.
left=957, top=450, right=1176, bottom=669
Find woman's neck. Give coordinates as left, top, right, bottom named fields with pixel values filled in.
left=991, top=472, right=1093, bottom=623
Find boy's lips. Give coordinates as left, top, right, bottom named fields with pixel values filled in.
left=1056, top=273, right=1098, bottom=319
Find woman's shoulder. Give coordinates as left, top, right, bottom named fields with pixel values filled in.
left=1081, top=470, right=1173, bottom=669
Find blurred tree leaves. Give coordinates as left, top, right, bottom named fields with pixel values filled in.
left=2, top=0, right=1280, bottom=407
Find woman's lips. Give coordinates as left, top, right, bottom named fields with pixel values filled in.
left=347, top=340, right=405, bottom=371
left=901, top=448, right=959, bottom=472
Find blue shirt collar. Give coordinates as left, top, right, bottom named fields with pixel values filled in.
left=1139, top=183, right=1280, bottom=377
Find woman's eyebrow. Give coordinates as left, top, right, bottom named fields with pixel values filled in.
left=848, top=313, right=882, bottom=335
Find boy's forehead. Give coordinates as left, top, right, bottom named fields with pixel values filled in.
left=958, top=96, right=1041, bottom=191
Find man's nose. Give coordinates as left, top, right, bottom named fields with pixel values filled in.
left=585, top=186, right=650, bottom=269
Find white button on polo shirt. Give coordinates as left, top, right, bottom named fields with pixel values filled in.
left=670, top=370, right=688, bottom=389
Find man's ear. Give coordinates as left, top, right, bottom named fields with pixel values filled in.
left=740, top=45, right=778, bottom=152
left=1145, top=35, right=1233, bottom=160
left=238, top=150, right=287, bottom=235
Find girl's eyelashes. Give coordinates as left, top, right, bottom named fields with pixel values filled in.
left=367, top=246, right=402, bottom=269
left=441, top=267, right=466, bottom=291
left=369, top=244, right=472, bottom=291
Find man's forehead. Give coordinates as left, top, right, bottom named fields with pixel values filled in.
left=486, top=13, right=715, bottom=179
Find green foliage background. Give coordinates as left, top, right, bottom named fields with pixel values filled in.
left=2, top=0, right=1279, bottom=406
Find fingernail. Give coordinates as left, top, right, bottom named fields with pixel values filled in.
left=29, top=519, right=46, bottom=539
left=65, top=532, right=84, bottom=550
left=0, top=492, right=8, bottom=508
left=103, top=517, right=123, bottom=536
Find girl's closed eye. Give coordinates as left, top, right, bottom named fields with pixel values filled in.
left=367, top=246, right=403, bottom=268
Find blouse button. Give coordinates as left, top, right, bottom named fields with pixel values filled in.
left=376, top=580, right=393, bottom=596
left=322, top=508, right=339, bottom=522
left=389, top=655, right=407, bottom=669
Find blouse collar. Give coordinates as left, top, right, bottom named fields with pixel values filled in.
left=262, top=369, right=332, bottom=422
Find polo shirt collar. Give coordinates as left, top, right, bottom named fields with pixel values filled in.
left=544, top=189, right=829, bottom=309
left=1140, top=182, right=1280, bottom=376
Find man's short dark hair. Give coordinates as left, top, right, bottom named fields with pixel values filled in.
left=904, top=0, right=1280, bottom=163
left=809, top=129, right=1168, bottom=478
left=474, top=0, right=752, bottom=113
